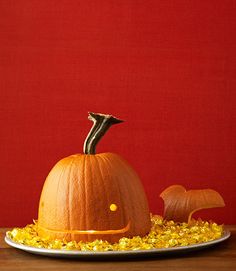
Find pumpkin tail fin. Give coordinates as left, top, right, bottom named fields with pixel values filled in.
left=160, top=185, right=225, bottom=223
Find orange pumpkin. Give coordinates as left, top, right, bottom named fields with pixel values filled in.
left=38, top=112, right=151, bottom=243
left=160, top=185, right=225, bottom=223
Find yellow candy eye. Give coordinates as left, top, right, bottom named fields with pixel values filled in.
left=110, top=203, right=118, bottom=212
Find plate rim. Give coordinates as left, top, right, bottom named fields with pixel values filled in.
left=4, top=229, right=231, bottom=257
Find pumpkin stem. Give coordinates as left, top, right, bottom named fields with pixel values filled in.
left=83, top=112, right=123, bottom=154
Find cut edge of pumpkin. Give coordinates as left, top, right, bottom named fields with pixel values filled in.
left=187, top=204, right=225, bottom=223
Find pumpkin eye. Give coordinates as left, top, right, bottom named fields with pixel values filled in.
left=109, top=203, right=118, bottom=212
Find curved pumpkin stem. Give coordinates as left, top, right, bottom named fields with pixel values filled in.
left=83, top=112, right=123, bottom=154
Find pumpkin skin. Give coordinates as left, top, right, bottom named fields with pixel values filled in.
left=38, top=113, right=151, bottom=243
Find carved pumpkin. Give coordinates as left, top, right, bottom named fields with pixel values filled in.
left=160, top=185, right=225, bottom=223
left=38, top=113, right=151, bottom=243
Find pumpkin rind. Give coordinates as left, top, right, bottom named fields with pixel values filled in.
left=38, top=152, right=151, bottom=242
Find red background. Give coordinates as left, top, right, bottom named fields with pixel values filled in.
left=0, top=0, right=236, bottom=226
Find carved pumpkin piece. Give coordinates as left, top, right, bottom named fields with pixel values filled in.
left=160, top=185, right=225, bottom=223
left=38, top=113, right=151, bottom=243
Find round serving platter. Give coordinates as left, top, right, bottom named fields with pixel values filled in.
left=5, top=230, right=230, bottom=259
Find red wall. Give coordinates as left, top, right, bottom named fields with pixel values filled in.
left=1, top=1, right=236, bottom=226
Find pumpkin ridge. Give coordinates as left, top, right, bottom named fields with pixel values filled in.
left=100, top=154, right=126, bottom=229
left=60, top=158, right=74, bottom=233
left=67, top=159, right=73, bottom=232
left=95, top=155, right=111, bottom=231
left=83, top=155, right=88, bottom=233
left=75, top=158, right=81, bottom=233
left=110, top=155, right=140, bottom=234
left=111, top=155, right=133, bottom=230
left=54, top=160, right=68, bottom=228
left=55, top=162, right=67, bottom=229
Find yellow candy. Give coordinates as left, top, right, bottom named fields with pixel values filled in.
left=7, top=215, right=224, bottom=251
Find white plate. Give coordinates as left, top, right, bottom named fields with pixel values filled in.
left=5, top=230, right=230, bottom=259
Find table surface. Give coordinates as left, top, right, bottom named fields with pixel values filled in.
left=0, top=226, right=235, bottom=271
